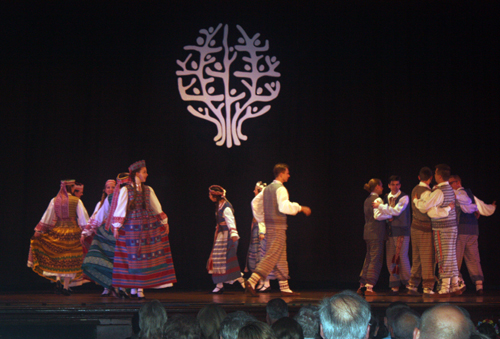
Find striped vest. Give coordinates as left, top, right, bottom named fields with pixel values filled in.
left=263, top=181, right=288, bottom=229
left=431, top=183, right=457, bottom=229
left=457, top=188, right=479, bottom=235
left=411, top=185, right=432, bottom=232
left=384, top=192, right=410, bottom=236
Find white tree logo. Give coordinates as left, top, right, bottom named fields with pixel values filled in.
left=176, top=24, right=281, bottom=148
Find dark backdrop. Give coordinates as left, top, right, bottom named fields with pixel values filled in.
left=2, top=0, right=499, bottom=291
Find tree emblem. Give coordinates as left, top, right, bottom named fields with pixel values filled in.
left=176, top=24, right=281, bottom=148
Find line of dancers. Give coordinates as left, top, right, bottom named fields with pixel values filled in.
left=27, top=162, right=312, bottom=298
left=359, top=164, right=496, bottom=297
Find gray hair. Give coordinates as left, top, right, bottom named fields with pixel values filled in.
left=318, top=290, right=371, bottom=339
left=418, top=304, right=473, bottom=339
left=266, top=298, right=289, bottom=323
left=220, top=311, right=257, bottom=339
left=392, top=309, right=420, bottom=339
left=294, top=306, right=320, bottom=339
left=138, top=300, right=168, bottom=339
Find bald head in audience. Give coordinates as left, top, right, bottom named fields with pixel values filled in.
left=413, top=304, right=473, bottom=339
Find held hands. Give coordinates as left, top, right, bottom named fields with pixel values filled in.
left=259, top=234, right=265, bottom=241
left=448, top=201, right=455, bottom=210
left=301, top=206, right=312, bottom=216
left=372, top=200, right=381, bottom=208
left=34, top=232, right=42, bottom=238
left=113, top=227, right=120, bottom=239
left=231, top=236, right=239, bottom=242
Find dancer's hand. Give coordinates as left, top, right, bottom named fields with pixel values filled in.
left=301, top=206, right=312, bottom=216
left=231, top=236, right=239, bottom=242
left=34, top=231, right=42, bottom=238
left=259, top=234, right=265, bottom=241
left=113, top=227, right=119, bottom=239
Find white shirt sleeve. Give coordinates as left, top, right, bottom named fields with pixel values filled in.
left=112, top=186, right=129, bottom=229
left=258, top=222, right=266, bottom=235
left=34, top=199, right=57, bottom=232
left=251, top=191, right=265, bottom=223
left=414, top=189, right=444, bottom=213
left=474, top=196, right=496, bottom=216
left=149, top=187, right=168, bottom=224
left=454, top=189, right=477, bottom=213
left=223, top=207, right=239, bottom=239
left=83, top=198, right=111, bottom=236
left=276, top=186, right=302, bottom=215
left=76, top=200, right=89, bottom=228
left=373, top=198, right=391, bottom=221
left=91, top=201, right=102, bottom=218
left=377, top=195, right=409, bottom=217
left=427, top=206, right=451, bottom=218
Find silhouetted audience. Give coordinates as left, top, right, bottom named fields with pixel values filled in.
left=476, top=320, right=499, bottom=339
left=220, top=311, right=258, bottom=339
left=391, top=309, right=419, bottom=339
left=318, top=290, right=371, bottom=339
left=272, top=317, right=304, bottom=339
left=197, top=303, right=227, bottom=339
left=238, top=321, right=277, bottom=339
left=163, top=314, right=201, bottom=339
left=294, top=305, right=320, bottom=339
left=138, top=300, right=168, bottom=339
left=385, top=302, right=410, bottom=338
left=368, top=314, right=380, bottom=339
left=413, top=304, right=473, bottom=339
left=267, top=298, right=289, bottom=325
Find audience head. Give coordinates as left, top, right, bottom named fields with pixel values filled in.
left=414, top=304, right=472, bottom=339
left=391, top=309, right=420, bottom=339
left=238, top=321, right=277, bottom=339
left=294, top=306, right=320, bottom=339
left=197, top=303, right=227, bottom=339
left=272, top=317, right=304, bottom=339
left=318, top=290, right=371, bottom=339
left=163, top=314, right=201, bottom=339
left=385, top=302, right=410, bottom=331
left=220, top=311, right=258, bottom=339
left=476, top=319, right=498, bottom=339
left=138, top=300, right=167, bottom=339
left=267, top=298, right=289, bottom=325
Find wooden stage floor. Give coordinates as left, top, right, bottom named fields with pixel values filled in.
left=1, top=288, right=500, bottom=338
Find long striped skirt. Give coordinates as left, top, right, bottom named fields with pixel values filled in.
left=433, top=227, right=459, bottom=279
left=212, top=237, right=242, bottom=284
left=254, top=228, right=289, bottom=281
left=246, top=223, right=276, bottom=279
left=112, top=218, right=176, bottom=288
left=28, top=220, right=84, bottom=283
left=81, top=224, right=116, bottom=289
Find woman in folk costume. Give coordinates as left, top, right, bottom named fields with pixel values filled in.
left=246, top=181, right=275, bottom=292
left=111, top=160, right=176, bottom=299
left=207, top=185, right=245, bottom=294
left=81, top=177, right=125, bottom=297
left=28, top=179, right=89, bottom=296
left=81, top=180, right=116, bottom=255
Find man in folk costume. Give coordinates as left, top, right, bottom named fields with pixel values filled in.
left=407, top=167, right=437, bottom=296
left=372, top=175, right=411, bottom=295
left=413, top=164, right=459, bottom=296
left=246, top=163, right=312, bottom=296
left=28, top=179, right=89, bottom=295
left=207, top=185, right=245, bottom=293
left=449, top=175, right=496, bottom=295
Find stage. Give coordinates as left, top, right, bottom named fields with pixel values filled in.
left=1, top=287, right=500, bottom=339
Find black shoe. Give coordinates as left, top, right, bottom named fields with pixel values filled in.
left=211, top=287, right=225, bottom=294
left=54, top=281, right=63, bottom=295
left=119, top=289, right=130, bottom=299
left=61, top=288, right=71, bottom=296
left=476, top=289, right=484, bottom=296
left=257, top=286, right=271, bottom=293
left=356, top=287, right=366, bottom=296
left=387, top=289, right=399, bottom=296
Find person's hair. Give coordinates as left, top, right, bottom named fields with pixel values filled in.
left=318, top=290, right=371, bottom=339
left=128, top=168, right=147, bottom=211
left=164, top=314, right=201, bottom=339
left=450, top=174, right=462, bottom=183
left=435, top=164, right=451, bottom=181
left=271, top=317, right=304, bottom=339
left=238, top=321, right=277, bottom=339
left=197, top=303, right=227, bottom=339
left=273, top=164, right=289, bottom=178
left=368, top=314, right=379, bottom=339
left=267, top=298, right=289, bottom=323
left=417, top=304, right=472, bottom=339
left=138, top=300, right=167, bottom=339
left=419, top=167, right=433, bottom=181
left=388, top=175, right=401, bottom=184
left=364, top=179, right=382, bottom=193
left=476, top=321, right=497, bottom=339
left=294, top=306, right=320, bottom=339
left=73, top=182, right=83, bottom=195
left=209, top=186, right=224, bottom=202
left=391, top=309, right=420, bottom=339
left=220, top=311, right=258, bottom=339
left=385, top=302, right=409, bottom=331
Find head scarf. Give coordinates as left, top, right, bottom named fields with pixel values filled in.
left=105, top=179, right=116, bottom=187
left=255, top=181, right=267, bottom=192
left=209, top=185, right=226, bottom=198
left=105, top=173, right=131, bottom=231
left=129, top=160, right=146, bottom=173
left=54, top=179, right=75, bottom=220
